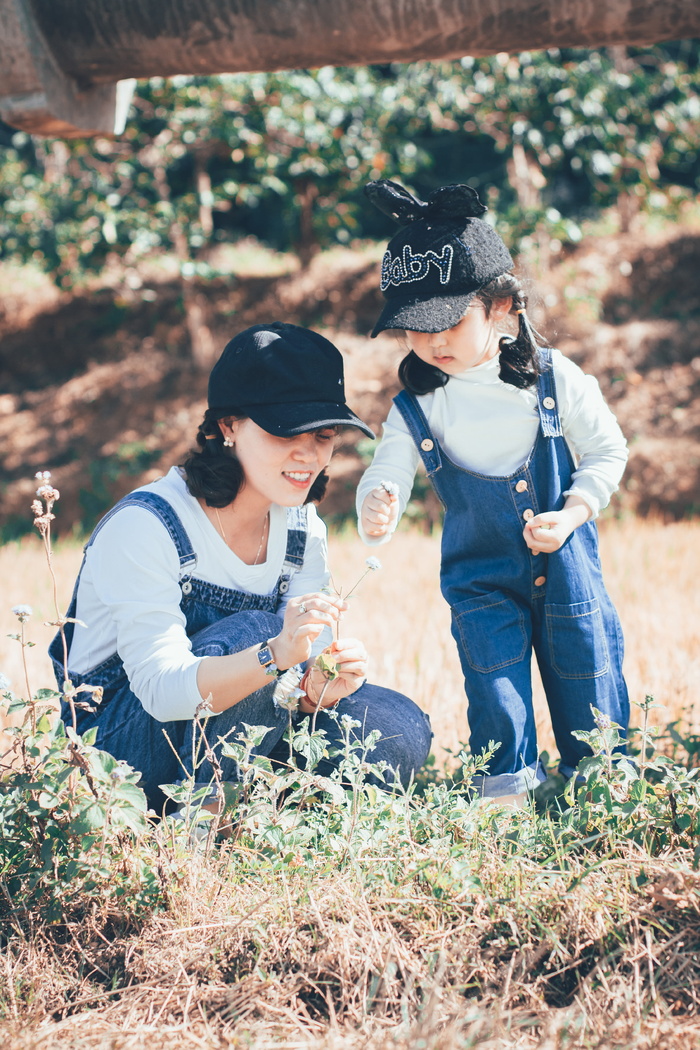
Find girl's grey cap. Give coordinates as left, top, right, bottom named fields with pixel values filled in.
left=365, top=179, right=514, bottom=336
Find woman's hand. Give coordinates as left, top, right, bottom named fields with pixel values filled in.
left=269, top=592, right=347, bottom=671
left=361, top=486, right=399, bottom=537
left=523, top=495, right=592, bottom=554
left=299, top=638, right=368, bottom=713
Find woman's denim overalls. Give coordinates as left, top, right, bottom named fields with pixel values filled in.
left=50, top=489, right=432, bottom=810
left=393, top=348, right=629, bottom=797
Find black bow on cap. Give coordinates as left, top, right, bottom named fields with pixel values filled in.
left=364, top=179, right=488, bottom=226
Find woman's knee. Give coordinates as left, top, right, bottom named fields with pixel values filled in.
left=321, top=684, right=433, bottom=788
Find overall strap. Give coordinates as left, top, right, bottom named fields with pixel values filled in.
left=535, top=348, right=564, bottom=438
left=392, top=390, right=442, bottom=476
left=87, top=491, right=198, bottom=573
left=278, top=504, right=309, bottom=595
left=50, top=489, right=197, bottom=680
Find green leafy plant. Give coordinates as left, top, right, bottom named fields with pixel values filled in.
left=0, top=688, right=160, bottom=924
left=558, top=702, right=700, bottom=853
left=0, top=474, right=164, bottom=928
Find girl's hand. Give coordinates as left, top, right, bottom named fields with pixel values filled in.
left=269, top=593, right=347, bottom=671
left=523, top=496, right=592, bottom=554
left=361, top=486, right=399, bottom=537
left=299, top=638, right=368, bottom=712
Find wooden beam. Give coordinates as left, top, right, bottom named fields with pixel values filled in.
left=0, top=0, right=133, bottom=136
left=1, top=0, right=698, bottom=137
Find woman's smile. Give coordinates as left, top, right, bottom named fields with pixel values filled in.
left=283, top=470, right=314, bottom=489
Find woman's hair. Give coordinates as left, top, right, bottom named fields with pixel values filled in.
left=182, top=408, right=329, bottom=508
left=398, top=272, right=549, bottom=395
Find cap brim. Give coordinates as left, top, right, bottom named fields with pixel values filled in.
left=243, top=401, right=375, bottom=440
left=371, top=291, right=478, bottom=337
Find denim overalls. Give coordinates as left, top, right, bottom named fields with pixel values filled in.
left=393, top=348, right=628, bottom=797
left=51, top=488, right=432, bottom=809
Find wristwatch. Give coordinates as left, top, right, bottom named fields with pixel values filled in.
left=257, top=641, right=282, bottom=677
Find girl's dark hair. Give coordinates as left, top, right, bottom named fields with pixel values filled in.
left=398, top=352, right=450, bottom=396
left=399, top=272, right=549, bottom=395
left=182, top=408, right=329, bottom=508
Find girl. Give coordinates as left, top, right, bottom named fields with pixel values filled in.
left=51, top=321, right=432, bottom=816
left=357, top=180, right=629, bottom=806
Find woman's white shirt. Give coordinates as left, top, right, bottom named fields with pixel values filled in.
left=357, top=349, right=628, bottom=544
left=68, top=467, right=330, bottom=721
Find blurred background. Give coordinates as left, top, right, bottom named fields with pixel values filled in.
left=1, top=43, right=699, bottom=538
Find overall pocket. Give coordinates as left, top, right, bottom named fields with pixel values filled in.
left=545, top=597, right=609, bottom=679
left=452, top=591, right=529, bottom=674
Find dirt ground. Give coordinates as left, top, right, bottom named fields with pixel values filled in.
left=1, top=216, right=699, bottom=537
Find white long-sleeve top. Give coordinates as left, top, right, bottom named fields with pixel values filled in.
left=68, top=467, right=331, bottom=721
left=357, top=349, right=628, bottom=544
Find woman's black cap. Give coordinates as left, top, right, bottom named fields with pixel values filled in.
left=207, top=322, right=375, bottom=439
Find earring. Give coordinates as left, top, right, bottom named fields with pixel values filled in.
left=223, top=437, right=234, bottom=447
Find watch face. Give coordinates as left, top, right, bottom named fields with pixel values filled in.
left=257, top=645, right=274, bottom=667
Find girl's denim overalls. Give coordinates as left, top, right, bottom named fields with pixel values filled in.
left=394, top=348, right=629, bottom=797
left=50, top=489, right=431, bottom=810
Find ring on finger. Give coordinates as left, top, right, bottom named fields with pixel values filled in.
left=299, top=602, right=307, bottom=615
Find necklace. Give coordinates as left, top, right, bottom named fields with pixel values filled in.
left=215, top=507, right=268, bottom=565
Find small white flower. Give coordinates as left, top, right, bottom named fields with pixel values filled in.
left=12, top=604, right=33, bottom=622
left=273, top=667, right=305, bottom=711
left=35, top=471, right=51, bottom=481
left=0, top=672, right=12, bottom=692
left=365, top=556, right=382, bottom=571
left=380, top=480, right=400, bottom=496
left=36, top=484, right=60, bottom=501
left=274, top=686, right=305, bottom=713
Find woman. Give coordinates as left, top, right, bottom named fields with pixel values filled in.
left=50, top=322, right=432, bottom=814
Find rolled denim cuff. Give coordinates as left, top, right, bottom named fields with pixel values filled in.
left=470, top=760, right=546, bottom=798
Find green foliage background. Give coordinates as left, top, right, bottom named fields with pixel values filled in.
left=1, top=42, right=698, bottom=287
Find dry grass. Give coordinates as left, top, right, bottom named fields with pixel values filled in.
left=3, top=843, right=700, bottom=1049
left=1, top=516, right=699, bottom=757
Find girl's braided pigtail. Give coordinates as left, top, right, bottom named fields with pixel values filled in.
left=497, top=295, right=543, bottom=390
left=478, top=274, right=547, bottom=390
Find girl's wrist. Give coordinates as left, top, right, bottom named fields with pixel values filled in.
left=560, top=497, right=592, bottom=531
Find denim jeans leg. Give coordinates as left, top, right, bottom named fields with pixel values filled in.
left=459, top=659, right=545, bottom=797
left=533, top=593, right=630, bottom=780
left=179, top=609, right=289, bottom=794
left=449, top=594, right=544, bottom=797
